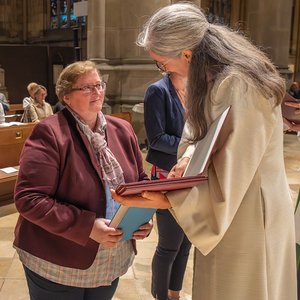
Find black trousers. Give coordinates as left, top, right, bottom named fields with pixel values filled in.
left=151, top=174, right=192, bottom=300
left=23, top=265, right=119, bottom=300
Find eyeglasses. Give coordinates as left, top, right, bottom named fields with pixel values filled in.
left=155, top=58, right=173, bottom=72
left=71, top=82, right=106, bottom=95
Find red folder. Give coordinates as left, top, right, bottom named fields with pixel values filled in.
left=281, top=92, right=300, bottom=123
left=115, top=175, right=208, bottom=196
left=116, top=106, right=231, bottom=196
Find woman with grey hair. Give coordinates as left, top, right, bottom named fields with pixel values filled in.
left=112, top=3, right=297, bottom=300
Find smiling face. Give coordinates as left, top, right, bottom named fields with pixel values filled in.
left=149, top=50, right=191, bottom=77
left=63, top=70, right=104, bottom=124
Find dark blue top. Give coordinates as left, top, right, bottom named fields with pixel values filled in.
left=287, top=88, right=300, bottom=100
left=144, top=74, right=185, bottom=171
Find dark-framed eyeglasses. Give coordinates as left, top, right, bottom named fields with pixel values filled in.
left=155, top=58, right=173, bottom=72
left=71, top=82, right=106, bottom=95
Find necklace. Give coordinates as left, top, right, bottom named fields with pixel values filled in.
left=169, top=73, right=187, bottom=107
left=174, top=87, right=186, bottom=107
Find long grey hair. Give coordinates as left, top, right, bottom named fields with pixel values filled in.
left=137, top=2, right=286, bottom=141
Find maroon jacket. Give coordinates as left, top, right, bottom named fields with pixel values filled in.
left=13, top=108, right=148, bottom=269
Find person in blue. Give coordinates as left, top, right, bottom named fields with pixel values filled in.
left=287, top=82, right=300, bottom=99
left=144, top=70, right=191, bottom=300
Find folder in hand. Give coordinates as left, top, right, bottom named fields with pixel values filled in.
left=115, top=106, right=231, bottom=196
left=109, top=206, right=156, bottom=241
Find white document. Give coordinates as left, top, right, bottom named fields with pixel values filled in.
left=0, top=167, right=19, bottom=174
left=0, top=122, right=26, bottom=127
left=183, top=106, right=231, bottom=177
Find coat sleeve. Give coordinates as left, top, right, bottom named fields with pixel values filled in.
left=14, top=122, right=95, bottom=246
left=144, top=84, right=181, bottom=156
left=27, top=104, right=39, bottom=122
left=46, top=103, right=54, bottom=116
left=167, top=75, right=278, bottom=255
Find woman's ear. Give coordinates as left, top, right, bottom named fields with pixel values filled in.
left=63, top=94, right=70, bottom=105
left=182, top=50, right=193, bottom=63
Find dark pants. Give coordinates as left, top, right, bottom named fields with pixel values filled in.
left=23, top=265, right=119, bottom=300
left=151, top=206, right=192, bottom=300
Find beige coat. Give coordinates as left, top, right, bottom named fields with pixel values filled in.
left=27, top=99, right=53, bottom=122
left=167, top=74, right=297, bottom=300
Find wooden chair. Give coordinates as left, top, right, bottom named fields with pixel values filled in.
left=108, top=112, right=132, bottom=124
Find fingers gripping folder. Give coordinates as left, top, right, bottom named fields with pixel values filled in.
left=116, top=106, right=231, bottom=196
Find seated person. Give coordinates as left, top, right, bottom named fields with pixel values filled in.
left=0, top=92, right=10, bottom=113
left=22, top=82, right=37, bottom=109
left=287, top=82, right=300, bottom=99
left=22, top=85, right=53, bottom=122
left=0, top=100, right=4, bottom=123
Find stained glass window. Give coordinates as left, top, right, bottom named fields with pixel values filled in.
left=70, top=0, right=78, bottom=27
left=50, top=0, right=58, bottom=29
left=50, top=0, right=86, bottom=30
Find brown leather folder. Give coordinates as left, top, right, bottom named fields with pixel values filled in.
left=115, top=106, right=232, bottom=196
left=115, top=175, right=208, bottom=196
left=281, top=93, right=300, bottom=123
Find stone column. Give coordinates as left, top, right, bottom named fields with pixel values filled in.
left=87, top=0, right=106, bottom=62
left=245, top=0, right=294, bottom=84
left=86, top=0, right=172, bottom=144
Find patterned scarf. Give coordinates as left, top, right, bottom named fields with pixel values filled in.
left=66, top=105, right=125, bottom=189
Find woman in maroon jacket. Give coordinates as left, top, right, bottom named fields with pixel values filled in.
left=13, top=61, right=152, bottom=300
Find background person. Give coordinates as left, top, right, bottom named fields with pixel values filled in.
left=0, top=99, right=4, bottom=123
left=13, top=61, right=152, bottom=300
left=22, top=84, right=53, bottom=122
left=112, top=3, right=297, bottom=300
left=287, top=81, right=300, bottom=99
left=22, top=82, right=37, bottom=109
left=0, top=92, right=10, bottom=112
left=144, top=71, right=191, bottom=300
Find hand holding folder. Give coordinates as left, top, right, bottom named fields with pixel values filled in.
left=115, top=106, right=231, bottom=196
left=110, top=106, right=231, bottom=241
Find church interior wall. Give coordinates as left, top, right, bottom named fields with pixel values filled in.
left=0, top=0, right=299, bottom=143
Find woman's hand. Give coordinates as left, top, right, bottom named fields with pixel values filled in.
left=283, top=117, right=300, bottom=132
left=89, top=218, right=123, bottom=248
left=132, top=218, right=153, bottom=240
left=111, top=190, right=172, bottom=209
left=284, top=101, right=300, bottom=114
left=168, top=157, right=190, bottom=178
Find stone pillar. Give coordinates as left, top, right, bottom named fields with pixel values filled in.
left=87, top=0, right=171, bottom=144
left=87, top=0, right=106, bottom=62
left=245, top=0, right=294, bottom=84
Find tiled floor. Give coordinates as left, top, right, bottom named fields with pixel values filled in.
left=0, top=133, right=299, bottom=300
